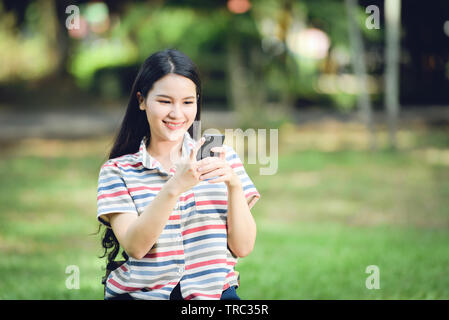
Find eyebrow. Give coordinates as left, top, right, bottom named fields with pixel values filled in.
left=156, top=95, right=195, bottom=99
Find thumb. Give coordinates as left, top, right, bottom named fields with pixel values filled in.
left=190, top=137, right=205, bottom=161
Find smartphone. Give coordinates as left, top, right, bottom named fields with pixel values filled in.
left=196, top=134, right=225, bottom=161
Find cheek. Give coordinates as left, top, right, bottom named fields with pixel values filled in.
left=186, top=105, right=198, bottom=120
left=146, top=104, right=166, bottom=121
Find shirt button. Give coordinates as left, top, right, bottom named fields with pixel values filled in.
left=178, top=266, right=185, bottom=274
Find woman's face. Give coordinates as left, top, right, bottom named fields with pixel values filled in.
left=139, top=73, right=197, bottom=143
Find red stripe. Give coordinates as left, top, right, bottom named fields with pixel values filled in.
left=184, top=292, right=221, bottom=300
left=97, top=190, right=129, bottom=200
left=119, top=162, right=143, bottom=168
left=231, top=163, right=243, bottom=169
left=185, top=259, right=227, bottom=271
left=195, top=200, right=228, bottom=206
left=146, top=281, right=179, bottom=291
left=179, top=193, right=194, bottom=201
left=128, top=186, right=161, bottom=192
left=120, top=265, right=128, bottom=272
left=102, top=164, right=116, bottom=168
left=169, top=214, right=181, bottom=220
left=245, top=191, right=259, bottom=198
left=226, top=271, right=236, bottom=278
left=182, top=225, right=226, bottom=236
left=144, top=250, right=184, bottom=259
left=108, top=278, right=140, bottom=292
left=222, top=283, right=231, bottom=291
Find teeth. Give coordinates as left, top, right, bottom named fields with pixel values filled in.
left=165, top=121, right=184, bottom=127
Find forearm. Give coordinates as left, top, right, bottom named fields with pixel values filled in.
left=226, top=182, right=257, bottom=258
left=125, top=178, right=181, bottom=259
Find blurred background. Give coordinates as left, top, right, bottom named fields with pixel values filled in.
left=1, top=0, right=448, bottom=299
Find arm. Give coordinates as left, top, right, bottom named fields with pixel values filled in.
left=105, top=138, right=205, bottom=260
left=107, top=178, right=182, bottom=260
left=225, top=177, right=257, bottom=258
left=196, top=147, right=258, bottom=258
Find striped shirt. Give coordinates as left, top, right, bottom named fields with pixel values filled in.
left=97, top=131, right=260, bottom=300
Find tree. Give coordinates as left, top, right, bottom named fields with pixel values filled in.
left=384, top=0, right=401, bottom=149
left=345, top=0, right=376, bottom=151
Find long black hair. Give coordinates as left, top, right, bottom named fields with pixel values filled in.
left=99, top=48, right=202, bottom=275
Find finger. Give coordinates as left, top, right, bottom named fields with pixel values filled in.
left=197, top=159, right=225, bottom=174
left=190, top=137, right=205, bottom=161
left=211, top=146, right=226, bottom=161
left=207, top=173, right=231, bottom=184
left=197, top=157, right=219, bottom=167
left=200, top=168, right=227, bottom=181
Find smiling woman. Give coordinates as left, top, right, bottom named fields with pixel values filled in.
left=96, top=49, right=260, bottom=300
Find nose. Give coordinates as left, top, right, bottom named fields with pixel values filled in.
left=168, top=102, right=183, bottom=119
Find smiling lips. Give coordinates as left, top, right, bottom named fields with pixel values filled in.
left=163, top=120, right=185, bottom=130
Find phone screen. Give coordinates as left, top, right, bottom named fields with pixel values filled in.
left=196, top=134, right=225, bottom=161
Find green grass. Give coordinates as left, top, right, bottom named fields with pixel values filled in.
left=0, top=131, right=448, bottom=299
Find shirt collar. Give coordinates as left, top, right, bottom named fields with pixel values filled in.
left=139, top=131, right=196, bottom=175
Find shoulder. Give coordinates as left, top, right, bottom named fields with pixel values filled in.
left=99, top=152, right=141, bottom=175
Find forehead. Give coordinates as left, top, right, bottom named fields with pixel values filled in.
left=149, top=73, right=196, bottom=97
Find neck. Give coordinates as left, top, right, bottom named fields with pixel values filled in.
left=147, top=135, right=183, bottom=159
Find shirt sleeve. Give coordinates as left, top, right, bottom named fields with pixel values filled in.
left=224, top=145, right=261, bottom=210
left=97, top=160, right=138, bottom=228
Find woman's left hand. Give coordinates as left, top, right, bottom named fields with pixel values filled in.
left=196, top=147, right=242, bottom=189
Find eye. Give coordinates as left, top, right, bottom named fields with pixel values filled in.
left=184, top=101, right=194, bottom=104
left=158, top=100, right=170, bottom=104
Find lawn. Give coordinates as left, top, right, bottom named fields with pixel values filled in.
left=0, top=126, right=448, bottom=299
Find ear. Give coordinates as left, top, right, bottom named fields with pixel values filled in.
left=137, top=92, right=146, bottom=110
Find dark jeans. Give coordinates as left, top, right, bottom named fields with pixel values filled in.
left=107, top=282, right=240, bottom=300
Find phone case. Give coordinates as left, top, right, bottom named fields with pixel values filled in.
left=196, top=134, right=225, bottom=161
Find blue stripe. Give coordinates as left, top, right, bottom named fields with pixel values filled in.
left=226, top=153, right=238, bottom=161
left=164, top=224, right=180, bottom=230
left=195, top=184, right=227, bottom=190
left=120, top=167, right=147, bottom=174
left=183, top=233, right=227, bottom=245
left=241, top=176, right=251, bottom=183
left=105, top=286, right=122, bottom=297
left=132, top=193, right=157, bottom=201
left=129, top=259, right=185, bottom=267
left=183, top=241, right=226, bottom=253
left=182, top=276, right=225, bottom=286
left=195, top=209, right=227, bottom=214
left=139, top=291, right=170, bottom=299
left=182, top=268, right=229, bottom=280
left=99, top=176, right=122, bottom=184
left=98, top=182, right=126, bottom=192
left=180, top=201, right=195, bottom=211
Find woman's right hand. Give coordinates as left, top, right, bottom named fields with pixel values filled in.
left=169, top=137, right=205, bottom=194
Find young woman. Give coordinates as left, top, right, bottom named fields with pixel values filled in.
left=97, top=49, right=260, bottom=300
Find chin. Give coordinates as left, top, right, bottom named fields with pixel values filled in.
left=164, top=129, right=186, bottom=141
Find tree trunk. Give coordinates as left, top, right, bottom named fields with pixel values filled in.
left=345, top=0, right=377, bottom=151
left=384, top=0, right=401, bottom=149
